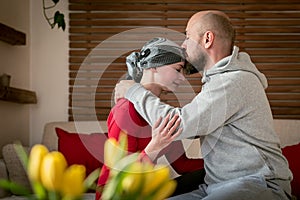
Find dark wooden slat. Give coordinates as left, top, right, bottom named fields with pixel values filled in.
left=273, top=115, right=300, bottom=119
left=69, top=19, right=182, bottom=26
left=69, top=47, right=300, bottom=55
left=262, top=71, right=300, bottom=78
left=69, top=85, right=201, bottom=94
left=269, top=101, right=300, bottom=107
left=69, top=64, right=126, bottom=71
left=236, top=35, right=300, bottom=41
left=70, top=4, right=300, bottom=12
left=236, top=27, right=300, bottom=34
left=245, top=49, right=300, bottom=56
left=257, top=64, right=300, bottom=71
left=70, top=12, right=167, bottom=19
left=69, top=0, right=300, bottom=3
left=272, top=107, right=300, bottom=115
left=70, top=71, right=126, bottom=79
left=69, top=34, right=300, bottom=42
left=251, top=57, right=300, bottom=63
left=266, top=86, right=300, bottom=93
left=267, top=93, right=300, bottom=100
left=69, top=11, right=300, bottom=21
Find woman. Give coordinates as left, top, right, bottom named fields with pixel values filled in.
left=96, top=38, right=204, bottom=199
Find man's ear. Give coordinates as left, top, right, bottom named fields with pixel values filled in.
left=204, top=31, right=214, bottom=49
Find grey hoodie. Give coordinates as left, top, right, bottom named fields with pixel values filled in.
left=125, top=46, right=292, bottom=191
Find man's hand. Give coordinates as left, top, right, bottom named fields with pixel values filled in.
left=114, top=80, right=135, bottom=103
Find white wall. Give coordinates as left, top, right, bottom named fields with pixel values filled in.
left=30, top=0, right=68, bottom=145
left=0, top=0, right=31, bottom=150
left=0, top=0, right=68, bottom=152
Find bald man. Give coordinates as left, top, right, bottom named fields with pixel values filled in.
left=114, top=10, right=292, bottom=200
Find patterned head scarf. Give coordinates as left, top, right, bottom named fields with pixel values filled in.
left=126, top=37, right=185, bottom=82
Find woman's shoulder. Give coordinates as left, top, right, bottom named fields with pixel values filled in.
left=112, top=98, right=132, bottom=111
left=111, top=98, right=145, bottom=122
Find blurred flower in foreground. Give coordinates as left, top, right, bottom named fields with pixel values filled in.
left=0, top=143, right=99, bottom=200
left=61, top=165, right=86, bottom=199
left=100, top=132, right=177, bottom=200
left=28, top=144, right=49, bottom=183
left=0, top=132, right=175, bottom=200
left=40, top=151, right=68, bottom=191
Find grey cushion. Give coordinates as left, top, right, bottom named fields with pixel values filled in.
left=2, top=144, right=32, bottom=195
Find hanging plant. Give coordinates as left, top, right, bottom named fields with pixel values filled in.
left=43, top=0, right=66, bottom=31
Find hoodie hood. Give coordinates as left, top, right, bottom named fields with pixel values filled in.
left=202, top=46, right=268, bottom=89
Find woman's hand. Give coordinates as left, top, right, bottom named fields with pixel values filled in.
left=145, top=113, right=182, bottom=161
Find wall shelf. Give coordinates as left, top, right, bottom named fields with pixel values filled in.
left=0, top=86, right=37, bottom=104
left=0, top=23, right=26, bottom=45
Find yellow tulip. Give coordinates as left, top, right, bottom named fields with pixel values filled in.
left=141, top=165, right=171, bottom=196
left=104, top=137, right=127, bottom=168
left=61, top=165, right=86, bottom=198
left=40, top=151, right=67, bottom=191
left=27, top=144, right=49, bottom=182
left=121, top=162, right=143, bottom=194
left=118, top=131, right=128, bottom=152
left=151, top=180, right=177, bottom=200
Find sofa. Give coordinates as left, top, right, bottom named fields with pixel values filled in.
left=0, top=119, right=299, bottom=199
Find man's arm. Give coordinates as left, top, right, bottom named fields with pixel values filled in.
left=114, top=80, right=180, bottom=128
left=115, top=76, right=239, bottom=140
left=124, top=83, right=201, bottom=140
left=114, top=81, right=198, bottom=140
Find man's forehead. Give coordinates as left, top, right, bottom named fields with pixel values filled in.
left=186, top=20, right=200, bottom=35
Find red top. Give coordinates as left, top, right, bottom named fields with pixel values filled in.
left=96, top=98, right=204, bottom=200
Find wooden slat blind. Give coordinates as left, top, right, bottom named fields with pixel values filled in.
left=69, top=0, right=300, bottom=121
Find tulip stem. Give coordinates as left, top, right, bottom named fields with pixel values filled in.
left=32, top=181, right=47, bottom=200
left=48, top=190, right=60, bottom=200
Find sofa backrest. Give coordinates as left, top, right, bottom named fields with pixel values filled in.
left=41, top=119, right=300, bottom=152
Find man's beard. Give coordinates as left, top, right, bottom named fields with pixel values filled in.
left=188, top=49, right=208, bottom=72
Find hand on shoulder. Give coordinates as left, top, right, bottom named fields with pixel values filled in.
left=114, top=80, right=135, bottom=103
left=145, top=114, right=182, bottom=160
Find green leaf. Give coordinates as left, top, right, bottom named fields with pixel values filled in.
left=52, top=0, right=59, bottom=4
left=13, top=142, right=29, bottom=170
left=84, top=168, right=100, bottom=190
left=0, top=179, right=11, bottom=191
left=119, top=132, right=128, bottom=155
left=32, top=181, right=47, bottom=200
left=54, top=11, right=66, bottom=31
left=113, top=153, right=139, bottom=172
left=48, top=190, right=61, bottom=200
left=102, top=154, right=140, bottom=200
left=101, top=176, right=118, bottom=200
left=0, top=179, right=31, bottom=196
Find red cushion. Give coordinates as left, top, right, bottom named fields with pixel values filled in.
left=55, top=128, right=108, bottom=176
left=282, top=142, right=300, bottom=199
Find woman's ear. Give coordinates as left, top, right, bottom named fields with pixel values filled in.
left=204, top=31, right=214, bottom=49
